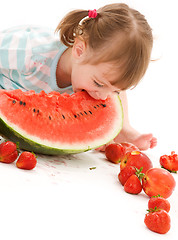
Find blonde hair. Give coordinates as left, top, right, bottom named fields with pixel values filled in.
left=55, top=3, right=153, bottom=90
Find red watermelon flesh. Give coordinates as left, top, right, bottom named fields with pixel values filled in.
left=0, top=89, right=123, bottom=154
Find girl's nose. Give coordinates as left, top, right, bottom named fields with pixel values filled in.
left=98, top=95, right=107, bottom=100
left=87, top=90, right=111, bottom=100
left=96, top=91, right=110, bottom=100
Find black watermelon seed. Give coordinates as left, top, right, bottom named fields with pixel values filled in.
left=89, top=111, right=92, bottom=114
left=20, top=101, right=23, bottom=105
left=33, top=109, right=36, bottom=112
left=97, top=105, right=100, bottom=107
left=94, top=106, right=97, bottom=109
left=49, top=116, right=51, bottom=120
left=80, top=112, right=83, bottom=116
left=101, top=104, right=106, bottom=107
left=84, top=111, right=87, bottom=115
left=62, top=115, right=65, bottom=119
left=74, top=115, right=77, bottom=118
left=23, top=102, right=26, bottom=106
left=12, top=100, right=16, bottom=104
left=37, top=110, right=40, bottom=114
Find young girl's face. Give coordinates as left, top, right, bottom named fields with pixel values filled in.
left=71, top=62, right=120, bottom=100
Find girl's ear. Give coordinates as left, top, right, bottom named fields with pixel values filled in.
left=72, top=37, right=86, bottom=59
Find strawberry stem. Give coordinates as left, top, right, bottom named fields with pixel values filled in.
left=16, top=142, right=20, bottom=149
left=135, top=167, right=145, bottom=181
left=147, top=206, right=161, bottom=213
left=152, top=194, right=163, bottom=198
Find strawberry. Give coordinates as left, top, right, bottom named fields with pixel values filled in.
left=118, top=166, right=144, bottom=186
left=118, top=166, right=136, bottom=185
left=124, top=174, right=142, bottom=194
left=148, top=195, right=170, bottom=213
left=160, top=151, right=178, bottom=173
left=0, top=141, right=18, bottom=163
left=16, top=152, right=37, bottom=170
left=144, top=209, right=171, bottom=234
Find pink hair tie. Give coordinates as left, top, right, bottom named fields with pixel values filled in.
left=88, top=9, right=97, bottom=18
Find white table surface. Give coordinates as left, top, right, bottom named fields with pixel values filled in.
left=0, top=137, right=177, bottom=240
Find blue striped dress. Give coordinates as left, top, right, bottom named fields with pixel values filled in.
left=0, top=25, right=73, bottom=94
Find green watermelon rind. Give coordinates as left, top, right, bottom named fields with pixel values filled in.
left=0, top=117, right=89, bottom=155
left=0, top=96, right=123, bottom=155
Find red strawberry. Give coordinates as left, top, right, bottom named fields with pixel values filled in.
left=144, top=209, right=171, bottom=234
left=160, top=151, right=178, bottom=173
left=118, top=166, right=144, bottom=185
left=0, top=141, right=18, bottom=163
left=124, top=174, right=142, bottom=194
left=148, top=195, right=170, bottom=213
left=16, top=152, right=37, bottom=170
left=118, top=166, right=136, bottom=185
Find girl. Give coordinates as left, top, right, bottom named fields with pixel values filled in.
left=0, top=3, right=157, bottom=151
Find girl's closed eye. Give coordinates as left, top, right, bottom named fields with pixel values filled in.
left=93, top=80, right=104, bottom=87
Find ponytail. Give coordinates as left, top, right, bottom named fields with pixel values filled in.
left=55, top=10, right=89, bottom=47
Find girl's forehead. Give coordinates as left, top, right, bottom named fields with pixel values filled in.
left=98, top=63, right=120, bottom=82
left=95, top=64, right=121, bottom=90
left=96, top=62, right=117, bottom=75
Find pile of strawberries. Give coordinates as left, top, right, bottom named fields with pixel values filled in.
left=105, top=142, right=178, bottom=234
left=145, top=195, right=171, bottom=234
left=0, top=141, right=37, bottom=170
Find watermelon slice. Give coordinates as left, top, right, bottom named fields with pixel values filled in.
left=0, top=89, right=123, bottom=155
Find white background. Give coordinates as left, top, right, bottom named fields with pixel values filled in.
left=0, top=0, right=178, bottom=239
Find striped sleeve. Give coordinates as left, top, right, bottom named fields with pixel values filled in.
left=0, top=26, right=69, bottom=93
left=0, top=26, right=31, bottom=73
